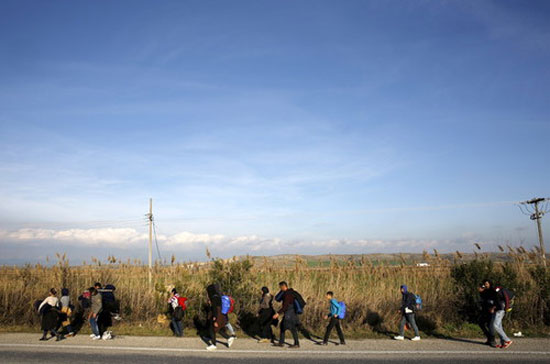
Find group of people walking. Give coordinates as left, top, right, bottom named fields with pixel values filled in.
left=478, top=279, right=514, bottom=348
left=36, top=282, right=120, bottom=342
left=37, top=279, right=514, bottom=350
left=165, top=281, right=347, bottom=350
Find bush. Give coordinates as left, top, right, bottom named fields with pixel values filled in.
left=451, top=259, right=497, bottom=323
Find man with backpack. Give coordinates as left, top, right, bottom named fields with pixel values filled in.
left=393, top=285, right=420, bottom=341
left=94, top=283, right=113, bottom=340
left=168, top=288, right=186, bottom=337
left=321, top=291, right=346, bottom=346
left=492, top=286, right=514, bottom=349
left=273, top=281, right=300, bottom=348
left=478, top=280, right=497, bottom=347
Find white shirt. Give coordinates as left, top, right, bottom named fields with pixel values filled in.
left=38, top=296, right=59, bottom=312
left=169, top=294, right=180, bottom=309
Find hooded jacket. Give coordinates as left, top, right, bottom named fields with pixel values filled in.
left=400, top=286, right=416, bottom=314
left=206, top=284, right=226, bottom=330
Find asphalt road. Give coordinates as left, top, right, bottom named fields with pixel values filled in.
left=1, top=333, right=550, bottom=363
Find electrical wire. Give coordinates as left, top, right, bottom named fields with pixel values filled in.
left=152, top=220, right=163, bottom=263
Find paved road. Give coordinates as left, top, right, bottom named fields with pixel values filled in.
left=1, top=333, right=550, bottom=363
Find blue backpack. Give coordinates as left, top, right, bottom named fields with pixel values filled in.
left=221, top=295, right=234, bottom=315
left=294, top=299, right=304, bottom=314
left=338, top=301, right=346, bottom=319
left=415, top=294, right=423, bottom=311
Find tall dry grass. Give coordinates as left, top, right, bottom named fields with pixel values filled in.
left=0, top=249, right=548, bottom=336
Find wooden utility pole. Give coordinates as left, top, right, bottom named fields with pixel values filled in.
left=148, top=198, right=153, bottom=286
left=533, top=199, right=546, bottom=266
left=519, top=197, right=548, bottom=267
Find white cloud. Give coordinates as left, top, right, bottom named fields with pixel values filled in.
left=0, top=227, right=495, bottom=260
left=0, top=228, right=146, bottom=247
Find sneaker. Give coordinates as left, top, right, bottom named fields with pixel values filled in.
left=92, top=335, right=101, bottom=340
left=102, top=332, right=112, bottom=340
left=228, top=337, right=234, bottom=348
left=501, top=341, right=513, bottom=349
left=257, top=338, right=270, bottom=343
left=319, top=342, right=328, bottom=346
left=288, top=344, right=300, bottom=349
left=66, top=332, right=75, bottom=337
left=39, top=337, right=47, bottom=341
left=113, top=314, right=122, bottom=321
left=90, top=334, right=96, bottom=338
left=394, top=336, right=405, bottom=341
left=411, top=336, right=421, bottom=341
left=340, top=342, right=346, bottom=345
left=206, top=345, right=217, bottom=351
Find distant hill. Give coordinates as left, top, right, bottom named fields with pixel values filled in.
left=238, top=252, right=514, bottom=268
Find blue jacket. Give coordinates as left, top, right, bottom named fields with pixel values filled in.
left=328, top=298, right=340, bottom=317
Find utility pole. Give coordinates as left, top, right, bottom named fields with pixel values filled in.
left=519, top=197, right=549, bottom=267
left=148, top=198, right=153, bottom=286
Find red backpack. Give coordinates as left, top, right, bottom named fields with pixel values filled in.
left=177, top=296, right=188, bottom=310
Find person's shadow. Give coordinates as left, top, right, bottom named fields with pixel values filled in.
left=363, top=309, right=397, bottom=338
left=415, top=315, right=486, bottom=346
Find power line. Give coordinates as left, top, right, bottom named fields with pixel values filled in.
left=152, top=220, right=162, bottom=263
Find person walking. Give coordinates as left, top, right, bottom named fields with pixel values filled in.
left=205, top=283, right=228, bottom=351
left=257, top=286, right=275, bottom=343
left=478, top=280, right=496, bottom=347
left=321, top=291, right=345, bottom=345
left=168, top=288, right=184, bottom=337
left=38, top=288, right=63, bottom=341
left=394, top=285, right=420, bottom=341
left=88, top=287, right=102, bottom=340
left=71, top=289, right=91, bottom=335
left=221, top=293, right=236, bottom=347
left=93, top=283, right=113, bottom=340
left=493, top=286, right=513, bottom=349
left=273, top=281, right=300, bottom=349
left=59, top=288, right=74, bottom=337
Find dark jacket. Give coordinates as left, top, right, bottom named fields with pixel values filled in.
left=206, top=284, right=226, bottom=331
left=401, top=292, right=416, bottom=314
left=278, top=290, right=296, bottom=315
left=495, top=288, right=510, bottom=311
left=480, top=288, right=497, bottom=313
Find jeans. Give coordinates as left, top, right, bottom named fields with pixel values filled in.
left=399, top=313, right=419, bottom=337
left=89, top=317, right=99, bottom=336
left=224, top=315, right=236, bottom=336
left=492, top=310, right=510, bottom=343
left=171, top=317, right=183, bottom=337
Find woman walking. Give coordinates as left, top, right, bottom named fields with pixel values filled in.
left=59, top=288, right=74, bottom=337
left=38, top=288, right=63, bottom=341
left=205, top=283, right=227, bottom=351
left=257, top=286, right=275, bottom=343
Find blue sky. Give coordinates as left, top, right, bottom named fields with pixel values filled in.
left=0, top=0, right=549, bottom=263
